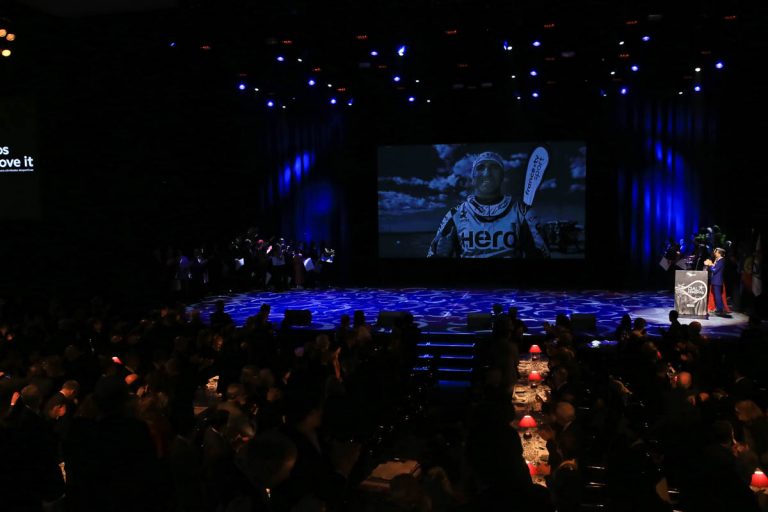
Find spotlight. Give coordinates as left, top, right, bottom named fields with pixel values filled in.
left=308, top=79, right=316, bottom=86
left=276, top=56, right=285, bottom=62
left=610, top=71, right=616, bottom=75
left=0, top=29, right=6, bottom=38
left=393, top=75, right=401, bottom=82
left=370, top=50, right=379, bottom=56
left=397, top=45, right=406, bottom=56
left=516, top=96, right=521, bottom=100
left=530, top=70, right=538, bottom=76
left=532, top=91, right=539, bottom=98
left=694, top=85, right=701, bottom=92
left=408, top=96, right=415, bottom=102
left=297, top=58, right=303, bottom=63
left=620, top=87, right=628, bottom=95
left=694, top=67, right=701, bottom=72
left=347, top=99, right=354, bottom=106
left=511, top=74, right=517, bottom=79
left=327, top=83, right=333, bottom=88
left=532, top=40, right=541, bottom=47
left=267, top=100, right=275, bottom=107
left=642, top=35, right=651, bottom=42
left=238, top=84, right=246, bottom=90
left=330, top=98, right=337, bottom=105
left=415, top=79, right=420, bottom=83
left=426, top=99, right=431, bottom=103
left=600, top=90, right=607, bottom=97
left=1, top=49, right=10, bottom=57
left=619, top=40, right=625, bottom=45
left=678, top=91, right=684, bottom=95
left=5, top=33, right=15, bottom=42
left=169, top=42, right=176, bottom=47
left=631, top=65, right=639, bottom=72
left=254, top=87, right=260, bottom=92
left=715, top=61, right=724, bottom=69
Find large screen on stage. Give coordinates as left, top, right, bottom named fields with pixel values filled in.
left=378, top=142, right=586, bottom=259
left=0, top=97, right=41, bottom=220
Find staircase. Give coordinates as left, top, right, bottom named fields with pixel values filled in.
left=413, top=332, right=484, bottom=389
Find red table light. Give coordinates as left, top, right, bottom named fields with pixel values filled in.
left=519, top=415, right=538, bottom=428
left=528, top=371, right=542, bottom=382
left=752, top=469, right=768, bottom=488
left=529, top=344, right=542, bottom=354
left=526, top=460, right=537, bottom=475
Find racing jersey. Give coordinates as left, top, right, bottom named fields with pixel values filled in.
left=427, top=195, right=550, bottom=258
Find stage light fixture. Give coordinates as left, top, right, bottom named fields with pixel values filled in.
left=347, top=99, right=354, bottom=106
left=393, top=75, right=401, bottom=82
left=516, top=96, right=521, bottom=100
left=530, top=70, right=538, bottom=76
left=715, top=61, right=724, bottom=69
left=1, top=49, right=10, bottom=57
left=327, top=83, right=333, bottom=88
left=532, top=40, right=541, bottom=47
left=169, top=42, right=176, bottom=47
left=297, top=58, right=303, bottom=63
left=408, top=96, right=415, bottom=102
left=0, top=29, right=6, bottom=38
left=426, top=99, right=431, bottom=103
left=415, top=79, right=420, bottom=83
left=308, top=79, right=316, bottom=86
left=254, top=87, right=259, bottom=92
left=678, top=91, right=683, bottom=95
left=694, top=85, right=701, bottom=92
left=610, top=71, right=616, bottom=75
left=397, top=45, right=406, bottom=56
left=600, top=90, right=607, bottom=97
left=238, top=84, right=246, bottom=90
left=511, top=74, right=516, bottom=79
left=330, top=98, right=337, bottom=105
left=267, top=100, right=275, bottom=107
left=6, top=33, right=15, bottom=41
left=695, top=67, right=701, bottom=72
left=532, top=91, right=539, bottom=98
left=619, top=40, right=625, bottom=45
left=642, top=35, right=651, bottom=42
left=370, top=50, right=378, bottom=56
left=276, top=56, right=285, bottom=62
left=631, top=65, right=639, bottom=71
left=620, top=87, right=628, bottom=95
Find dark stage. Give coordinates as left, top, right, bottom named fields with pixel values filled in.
left=192, top=287, right=749, bottom=340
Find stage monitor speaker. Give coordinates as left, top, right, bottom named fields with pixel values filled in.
left=570, top=313, right=596, bottom=332
left=377, top=311, right=408, bottom=328
left=467, top=312, right=493, bottom=330
left=283, top=309, right=312, bottom=326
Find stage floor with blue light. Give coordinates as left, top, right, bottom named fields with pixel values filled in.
left=191, top=287, right=749, bottom=339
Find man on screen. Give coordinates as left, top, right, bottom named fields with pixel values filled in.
left=427, top=151, right=550, bottom=258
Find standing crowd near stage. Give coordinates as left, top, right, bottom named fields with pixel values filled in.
left=1, top=292, right=768, bottom=511
left=154, top=227, right=338, bottom=299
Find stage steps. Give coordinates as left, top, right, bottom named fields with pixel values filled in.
left=413, top=332, right=486, bottom=387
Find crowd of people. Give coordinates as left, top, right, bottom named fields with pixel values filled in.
left=1, top=290, right=767, bottom=511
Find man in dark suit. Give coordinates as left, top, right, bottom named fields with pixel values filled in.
left=705, top=247, right=727, bottom=316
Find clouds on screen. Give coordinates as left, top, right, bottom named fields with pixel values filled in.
left=570, top=146, right=587, bottom=179
left=378, top=190, right=447, bottom=214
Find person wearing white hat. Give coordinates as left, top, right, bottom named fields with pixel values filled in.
left=427, top=151, right=549, bottom=258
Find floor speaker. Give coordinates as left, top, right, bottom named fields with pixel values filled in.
left=570, top=313, right=596, bottom=331
left=467, top=312, right=493, bottom=330
left=377, top=311, right=408, bottom=328
left=283, top=309, right=312, bottom=326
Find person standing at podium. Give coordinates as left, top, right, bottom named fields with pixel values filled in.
left=704, top=248, right=727, bottom=316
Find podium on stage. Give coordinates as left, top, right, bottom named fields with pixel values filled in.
left=674, top=270, right=708, bottom=318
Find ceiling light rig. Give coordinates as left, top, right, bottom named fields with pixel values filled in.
left=214, top=9, right=737, bottom=109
